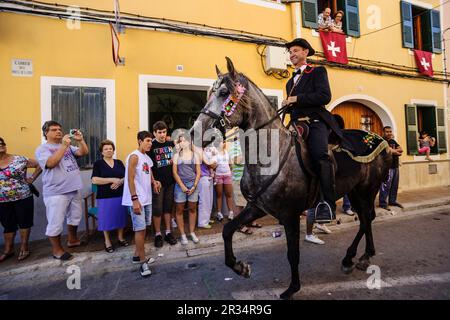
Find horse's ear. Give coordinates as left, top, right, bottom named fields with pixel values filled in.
left=215, top=65, right=222, bottom=77
left=225, top=56, right=237, bottom=79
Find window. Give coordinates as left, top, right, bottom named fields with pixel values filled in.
left=401, top=1, right=441, bottom=53
left=51, top=86, right=106, bottom=168
left=148, top=88, right=206, bottom=134
left=301, top=0, right=360, bottom=37
left=404, top=104, right=446, bottom=155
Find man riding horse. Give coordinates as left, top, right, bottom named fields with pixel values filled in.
left=283, top=38, right=352, bottom=223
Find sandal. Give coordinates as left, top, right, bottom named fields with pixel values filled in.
left=0, top=251, right=15, bottom=263
left=53, top=252, right=73, bottom=261
left=118, top=240, right=129, bottom=247
left=238, top=226, right=253, bottom=235
left=105, top=245, right=115, bottom=253
left=67, top=240, right=84, bottom=248
left=18, top=250, right=30, bottom=261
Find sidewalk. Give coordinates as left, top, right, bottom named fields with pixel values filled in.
left=1, top=186, right=449, bottom=276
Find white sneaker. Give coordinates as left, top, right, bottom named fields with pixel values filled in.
left=172, top=218, right=178, bottom=229
left=189, top=232, right=199, bottom=244
left=305, top=234, right=325, bottom=245
left=216, top=212, right=224, bottom=221
left=344, top=209, right=355, bottom=216
left=180, top=234, right=188, bottom=245
left=314, top=223, right=332, bottom=234
left=140, top=262, right=152, bottom=277
left=228, top=212, right=234, bottom=220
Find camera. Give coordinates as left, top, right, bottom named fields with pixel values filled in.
left=69, top=129, right=78, bottom=137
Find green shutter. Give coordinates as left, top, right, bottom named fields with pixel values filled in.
left=302, top=0, right=318, bottom=29
left=405, top=104, right=419, bottom=155
left=51, top=86, right=106, bottom=168
left=343, top=0, right=360, bottom=37
left=431, top=10, right=442, bottom=53
left=401, top=1, right=414, bottom=49
left=436, top=107, right=447, bottom=154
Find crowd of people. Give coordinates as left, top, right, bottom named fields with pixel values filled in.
left=0, top=120, right=258, bottom=278
left=0, top=120, right=434, bottom=274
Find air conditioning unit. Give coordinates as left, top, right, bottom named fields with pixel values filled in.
left=264, top=46, right=288, bottom=72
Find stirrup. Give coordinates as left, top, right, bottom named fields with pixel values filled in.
left=314, top=201, right=335, bottom=223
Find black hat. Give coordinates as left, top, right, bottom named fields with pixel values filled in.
left=285, top=38, right=315, bottom=56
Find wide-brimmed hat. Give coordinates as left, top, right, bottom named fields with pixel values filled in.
left=285, top=38, right=315, bottom=56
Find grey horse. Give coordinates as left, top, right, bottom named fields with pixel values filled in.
left=190, top=57, right=392, bottom=300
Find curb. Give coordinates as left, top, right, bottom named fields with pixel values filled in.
left=2, top=197, right=450, bottom=279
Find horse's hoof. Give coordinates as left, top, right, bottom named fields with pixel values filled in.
left=235, top=261, right=251, bottom=278
left=341, top=264, right=355, bottom=274
left=355, top=260, right=370, bottom=271
left=280, top=286, right=300, bottom=300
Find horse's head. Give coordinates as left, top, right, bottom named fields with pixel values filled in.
left=191, top=57, right=250, bottom=146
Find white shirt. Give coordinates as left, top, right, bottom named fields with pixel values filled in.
left=122, top=150, right=153, bottom=206
left=293, top=64, right=308, bottom=84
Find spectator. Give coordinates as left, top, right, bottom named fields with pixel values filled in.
left=331, top=10, right=345, bottom=33
left=0, top=137, right=41, bottom=262
left=342, top=194, right=355, bottom=216
left=214, top=140, right=235, bottom=221
left=91, top=140, right=128, bottom=253
left=197, top=145, right=217, bottom=229
left=304, top=208, right=331, bottom=245
left=318, top=7, right=333, bottom=31
left=172, top=134, right=201, bottom=245
left=229, top=136, right=261, bottom=234
left=35, top=121, right=88, bottom=261
left=379, top=126, right=404, bottom=210
left=148, top=121, right=177, bottom=248
left=418, top=131, right=436, bottom=161
left=122, top=131, right=160, bottom=277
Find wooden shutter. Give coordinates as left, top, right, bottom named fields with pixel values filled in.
left=431, top=10, right=442, bottom=53
left=51, top=86, right=106, bottom=168
left=51, top=86, right=81, bottom=132
left=401, top=1, right=414, bottom=49
left=343, top=0, right=360, bottom=37
left=405, top=104, right=419, bottom=155
left=302, top=0, right=318, bottom=29
left=436, top=107, right=447, bottom=154
left=80, top=87, right=106, bottom=168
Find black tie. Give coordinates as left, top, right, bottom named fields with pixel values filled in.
left=291, top=70, right=301, bottom=79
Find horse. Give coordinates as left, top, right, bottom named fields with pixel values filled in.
left=190, top=57, right=392, bottom=300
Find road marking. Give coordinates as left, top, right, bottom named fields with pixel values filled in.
left=231, top=272, right=450, bottom=300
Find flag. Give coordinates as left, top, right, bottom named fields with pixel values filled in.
left=413, top=49, right=434, bottom=77
left=109, top=23, right=120, bottom=66
left=319, top=31, right=348, bottom=65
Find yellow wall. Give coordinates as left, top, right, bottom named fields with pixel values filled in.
left=0, top=0, right=447, bottom=169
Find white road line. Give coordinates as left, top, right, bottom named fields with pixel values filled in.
left=231, top=272, right=450, bottom=300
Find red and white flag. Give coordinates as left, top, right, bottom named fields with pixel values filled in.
left=319, top=31, right=348, bottom=65
left=109, top=23, right=121, bottom=66
left=413, top=49, right=433, bottom=77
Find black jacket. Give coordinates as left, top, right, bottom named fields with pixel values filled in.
left=286, top=65, right=351, bottom=149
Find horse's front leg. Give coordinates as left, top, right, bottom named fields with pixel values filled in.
left=223, top=205, right=265, bottom=278
left=279, top=214, right=301, bottom=300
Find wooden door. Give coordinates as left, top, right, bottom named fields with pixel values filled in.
left=331, top=101, right=383, bottom=135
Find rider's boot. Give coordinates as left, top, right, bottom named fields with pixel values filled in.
left=314, top=159, right=337, bottom=223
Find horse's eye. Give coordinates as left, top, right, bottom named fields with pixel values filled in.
left=219, top=90, right=229, bottom=97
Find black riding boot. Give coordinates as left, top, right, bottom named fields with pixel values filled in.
left=314, top=159, right=337, bottom=223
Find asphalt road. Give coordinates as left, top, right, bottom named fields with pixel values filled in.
left=1, top=208, right=449, bottom=300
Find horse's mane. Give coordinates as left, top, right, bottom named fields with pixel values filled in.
left=219, top=72, right=276, bottom=115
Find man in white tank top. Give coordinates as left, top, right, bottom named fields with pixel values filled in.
left=122, top=131, right=161, bottom=277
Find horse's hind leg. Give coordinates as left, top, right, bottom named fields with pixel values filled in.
left=223, top=205, right=265, bottom=278
left=279, top=214, right=301, bottom=300
left=341, top=193, right=367, bottom=274
left=356, top=208, right=376, bottom=271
